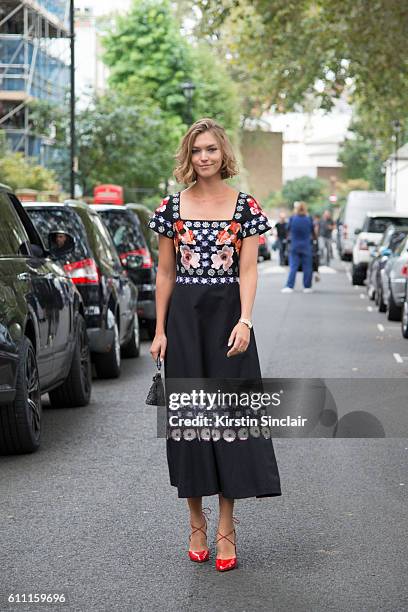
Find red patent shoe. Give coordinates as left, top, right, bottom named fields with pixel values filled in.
left=188, top=507, right=211, bottom=563
left=215, top=516, right=239, bottom=572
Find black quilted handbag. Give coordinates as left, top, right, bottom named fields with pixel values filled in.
left=145, top=356, right=166, bottom=406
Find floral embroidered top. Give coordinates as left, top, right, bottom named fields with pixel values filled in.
left=147, top=191, right=271, bottom=285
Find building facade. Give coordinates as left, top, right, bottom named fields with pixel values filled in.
left=0, top=0, right=70, bottom=163
left=385, top=143, right=408, bottom=214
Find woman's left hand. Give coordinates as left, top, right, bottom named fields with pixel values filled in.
left=227, top=322, right=250, bottom=358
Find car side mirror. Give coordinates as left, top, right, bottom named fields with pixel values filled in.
left=122, top=253, right=144, bottom=269
left=380, top=247, right=392, bottom=257
left=29, top=243, right=45, bottom=258
left=354, top=228, right=361, bottom=235
left=48, top=231, right=75, bottom=259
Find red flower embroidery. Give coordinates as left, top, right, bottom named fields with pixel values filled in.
left=216, top=221, right=242, bottom=245
left=174, top=220, right=196, bottom=245
left=155, top=196, right=170, bottom=213
left=247, top=197, right=264, bottom=216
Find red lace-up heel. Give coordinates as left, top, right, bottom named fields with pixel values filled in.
left=215, top=516, right=239, bottom=572
left=188, top=507, right=211, bottom=563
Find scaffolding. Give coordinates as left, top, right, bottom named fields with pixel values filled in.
left=0, top=0, right=70, bottom=163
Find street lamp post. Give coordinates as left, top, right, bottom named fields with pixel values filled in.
left=70, top=0, right=76, bottom=199
left=181, top=81, right=195, bottom=126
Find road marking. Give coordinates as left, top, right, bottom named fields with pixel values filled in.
left=360, top=293, right=366, bottom=299
left=367, top=306, right=373, bottom=312
left=377, top=323, right=385, bottom=332
left=393, top=353, right=404, bottom=363
left=354, top=285, right=359, bottom=290
left=318, top=265, right=337, bottom=274
left=347, top=272, right=352, bottom=281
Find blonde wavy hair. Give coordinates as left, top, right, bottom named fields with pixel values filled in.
left=174, top=118, right=239, bottom=185
left=294, top=201, right=308, bottom=216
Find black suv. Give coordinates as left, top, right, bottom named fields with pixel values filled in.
left=91, top=204, right=157, bottom=338
left=24, top=200, right=140, bottom=379
left=0, top=185, right=92, bottom=455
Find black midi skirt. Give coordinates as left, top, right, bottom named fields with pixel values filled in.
left=164, top=282, right=282, bottom=499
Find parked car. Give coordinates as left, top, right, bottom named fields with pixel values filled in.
left=401, top=281, right=408, bottom=339
left=258, top=233, right=271, bottom=261
left=366, top=226, right=408, bottom=301
left=23, top=200, right=140, bottom=379
left=126, top=203, right=159, bottom=266
left=338, top=191, right=392, bottom=262
left=378, top=234, right=408, bottom=321
left=0, top=185, right=92, bottom=455
left=91, top=203, right=157, bottom=339
left=351, top=211, right=408, bottom=285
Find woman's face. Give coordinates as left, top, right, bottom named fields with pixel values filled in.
left=191, top=131, right=223, bottom=180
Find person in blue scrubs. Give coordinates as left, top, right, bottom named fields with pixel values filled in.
left=282, top=201, right=316, bottom=293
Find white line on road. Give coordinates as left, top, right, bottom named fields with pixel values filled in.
left=318, top=266, right=337, bottom=274
left=347, top=272, right=352, bottom=281
left=367, top=306, right=373, bottom=312
left=360, top=293, right=366, bottom=299
left=393, top=353, right=404, bottom=363
left=377, top=323, right=385, bottom=332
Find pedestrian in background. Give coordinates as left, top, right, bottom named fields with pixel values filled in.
left=274, top=211, right=288, bottom=266
left=281, top=201, right=315, bottom=293
left=319, top=209, right=335, bottom=265
left=313, top=214, right=321, bottom=240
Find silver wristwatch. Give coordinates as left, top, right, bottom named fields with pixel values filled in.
left=239, top=318, right=253, bottom=329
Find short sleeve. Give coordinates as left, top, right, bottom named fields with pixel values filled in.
left=241, top=194, right=272, bottom=238
left=147, top=195, right=175, bottom=238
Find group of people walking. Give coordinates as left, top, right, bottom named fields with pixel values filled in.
left=274, top=203, right=335, bottom=293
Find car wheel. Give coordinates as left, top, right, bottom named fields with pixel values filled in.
left=94, top=314, right=121, bottom=379
left=352, top=264, right=365, bottom=286
left=121, top=313, right=141, bottom=358
left=49, top=315, right=92, bottom=408
left=0, top=337, right=41, bottom=455
left=386, top=287, right=402, bottom=321
left=401, top=301, right=408, bottom=339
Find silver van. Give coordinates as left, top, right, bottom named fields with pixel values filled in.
left=338, top=191, right=393, bottom=260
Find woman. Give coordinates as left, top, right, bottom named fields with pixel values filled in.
left=148, top=118, right=282, bottom=572
left=282, top=201, right=315, bottom=293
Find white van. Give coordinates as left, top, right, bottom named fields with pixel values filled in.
left=338, top=191, right=393, bottom=261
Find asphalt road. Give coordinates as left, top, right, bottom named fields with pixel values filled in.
left=1, top=251, right=407, bottom=612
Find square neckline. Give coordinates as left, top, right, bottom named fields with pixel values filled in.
left=175, top=190, right=242, bottom=223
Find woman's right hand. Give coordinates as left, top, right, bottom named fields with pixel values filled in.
left=150, top=332, right=167, bottom=362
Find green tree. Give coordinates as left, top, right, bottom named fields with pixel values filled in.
left=338, top=131, right=385, bottom=190
left=103, top=0, right=193, bottom=119
left=102, top=0, right=241, bottom=134
left=0, top=151, right=58, bottom=191
left=281, top=176, right=328, bottom=212
left=188, top=0, right=408, bottom=154
left=72, top=93, right=184, bottom=197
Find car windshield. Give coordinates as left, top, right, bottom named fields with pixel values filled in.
left=97, top=209, right=146, bottom=254
left=367, top=217, right=408, bottom=233
left=25, top=207, right=91, bottom=261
